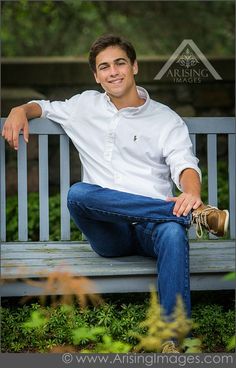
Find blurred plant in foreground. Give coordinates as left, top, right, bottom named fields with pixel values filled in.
left=21, top=273, right=201, bottom=353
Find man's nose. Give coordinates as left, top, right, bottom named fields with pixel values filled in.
left=109, top=65, right=119, bottom=76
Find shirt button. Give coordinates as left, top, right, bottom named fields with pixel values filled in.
left=104, top=153, right=112, bottom=160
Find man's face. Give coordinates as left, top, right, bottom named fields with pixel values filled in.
left=94, top=46, right=138, bottom=99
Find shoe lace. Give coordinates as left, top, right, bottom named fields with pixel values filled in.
left=191, top=205, right=218, bottom=239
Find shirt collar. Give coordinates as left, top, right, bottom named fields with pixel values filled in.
left=104, top=86, right=150, bottom=115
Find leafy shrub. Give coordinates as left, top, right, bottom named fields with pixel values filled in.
left=1, top=294, right=234, bottom=353
left=192, top=304, right=235, bottom=352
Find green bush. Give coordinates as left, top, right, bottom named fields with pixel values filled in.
left=192, top=304, right=235, bottom=352
left=1, top=296, right=234, bottom=353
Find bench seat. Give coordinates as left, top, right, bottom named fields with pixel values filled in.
left=1, top=240, right=235, bottom=296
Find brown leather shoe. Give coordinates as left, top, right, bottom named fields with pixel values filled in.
left=161, top=341, right=180, bottom=353
left=192, top=204, right=229, bottom=238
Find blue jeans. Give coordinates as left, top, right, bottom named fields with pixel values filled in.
left=67, top=182, right=191, bottom=318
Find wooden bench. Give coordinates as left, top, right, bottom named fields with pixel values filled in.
left=0, top=117, right=235, bottom=296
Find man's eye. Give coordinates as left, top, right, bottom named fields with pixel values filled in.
left=117, top=62, right=125, bottom=65
left=99, top=66, right=108, bottom=70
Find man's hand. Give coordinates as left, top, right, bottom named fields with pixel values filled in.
left=2, top=106, right=29, bottom=150
left=2, top=103, right=42, bottom=150
left=166, top=193, right=202, bottom=217
left=166, top=168, right=202, bottom=217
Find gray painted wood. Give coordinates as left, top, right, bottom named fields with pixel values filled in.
left=207, top=134, right=218, bottom=207
left=60, top=135, right=70, bottom=240
left=1, top=117, right=235, bottom=135
left=1, top=240, right=234, bottom=275
left=1, top=240, right=234, bottom=295
left=184, top=117, right=235, bottom=134
left=39, top=135, right=49, bottom=241
left=1, top=273, right=235, bottom=297
left=207, top=134, right=218, bottom=240
left=0, top=137, right=6, bottom=241
left=17, top=136, right=28, bottom=241
left=189, top=134, right=196, bottom=155
left=228, top=134, right=235, bottom=238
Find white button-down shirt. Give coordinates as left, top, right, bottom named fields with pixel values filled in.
left=31, top=87, right=201, bottom=200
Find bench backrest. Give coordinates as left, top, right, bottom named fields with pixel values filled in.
left=0, top=117, right=235, bottom=242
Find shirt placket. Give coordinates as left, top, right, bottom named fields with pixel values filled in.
left=104, top=113, right=122, bottom=184
left=104, top=113, right=120, bottom=161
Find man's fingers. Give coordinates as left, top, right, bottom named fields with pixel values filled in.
left=183, top=203, right=194, bottom=217
left=192, top=200, right=202, bottom=210
left=23, top=123, right=29, bottom=143
left=5, top=128, right=14, bottom=148
left=174, top=198, right=188, bottom=217
left=1, top=126, right=5, bottom=137
left=173, top=196, right=186, bottom=215
left=166, top=196, right=178, bottom=202
left=13, top=127, right=21, bottom=150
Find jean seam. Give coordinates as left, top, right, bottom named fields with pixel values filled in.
left=67, top=200, right=190, bottom=226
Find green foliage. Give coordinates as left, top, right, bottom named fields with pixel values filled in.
left=192, top=304, right=235, bottom=352
left=72, top=326, right=105, bottom=345
left=1, top=0, right=234, bottom=57
left=227, top=335, right=235, bottom=351
left=1, top=295, right=234, bottom=353
left=223, top=272, right=236, bottom=281
left=23, top=310, right=48, bottom=330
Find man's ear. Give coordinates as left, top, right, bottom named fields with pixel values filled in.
left=94, top=72, right=100, bottom=84
left=133, top=60, right=138, bottom=75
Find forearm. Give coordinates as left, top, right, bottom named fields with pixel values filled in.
left=11, top=102, right=42, bottom=120
left=2, top=102, right=42, bottom=150
left=180, top=168, right=201, bottom=197
left=167, top=168, right=202, bottom=216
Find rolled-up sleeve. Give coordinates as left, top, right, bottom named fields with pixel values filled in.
left=162, top=116, right=202, bottom=191
left=28, top=94, right=80, bottom=127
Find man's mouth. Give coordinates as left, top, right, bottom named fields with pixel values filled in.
left=108, top=78, right=123, bottom=84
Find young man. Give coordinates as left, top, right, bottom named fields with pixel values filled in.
left=2, top=34, right=229, bottom=352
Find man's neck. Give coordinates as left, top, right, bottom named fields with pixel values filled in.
left=108, top=88, right=145, bottom=110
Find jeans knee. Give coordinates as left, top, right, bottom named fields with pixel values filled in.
left=154, top=222, right=188, bottom=256
left=67, top=182, right=95, bottom=205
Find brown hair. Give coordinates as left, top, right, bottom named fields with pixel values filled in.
left=89, top=34, right=136, bottom=73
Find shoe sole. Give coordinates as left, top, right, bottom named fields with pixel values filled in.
left=223, top=210, right=229, bottom=235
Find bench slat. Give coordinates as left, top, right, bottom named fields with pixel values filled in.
left=207, top=134, right=218, bottom=206
left=39, top=135, right=49, bottom=241
left=0, top=137, right=6, bottom=241
left=207, top=134, right=218, bottom=240
left=1, top=274, right=235, bottom=296
left=228, top=134, right=235, bottom=238
left=1, top=240, right=234, bottom=251
left=184, top=117, right=235, bottom=134
left=188, top=134, right=197, bottom=239
left=1, top=241, right=235, bottom=277
left=17, top=136, right=28, bottom=241
left=1, top=117, right=235, bottom=134
left=60, top=135, right=71, bottom=240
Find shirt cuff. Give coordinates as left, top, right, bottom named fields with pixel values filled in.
left=27, top=100, right=45, bottom=118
